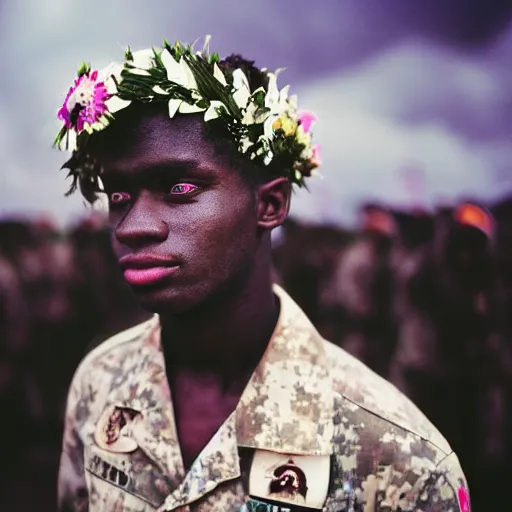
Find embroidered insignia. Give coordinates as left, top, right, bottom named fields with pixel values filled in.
left=269, top=459, right=308, bottom=500
left=249, top=451, right=330, bottom=510
left=94, top=405, right=139, bottom=453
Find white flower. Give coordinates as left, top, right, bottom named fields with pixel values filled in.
left=160, top=50, right=205, bottom=117
left=161, top=50, right=198, bottom=89
left=254, top=135, right=274, bottom=165
left=98, top=62, right=123, bottom=93
left=265, top=72, right=291, bottom=110
left=261, top=72, right=295, bottom=141
left=253, top=146, right=274, bottom=165
left=98, top=62, right=132, bottom=114
left=128, top=48, right=155, bottom=76
left=239, top=136, right=253, bottom=153
left=64, top=129, right=78, bottom=153
left=92, top=194, right=109, bottom=213
left=166, top=98, right=205, bottom=118
left=213, top=63, right=227, bottom=86
left=178, top=101, right=205, bottom=114
left=232, top=69, right=251, bottom=109
left=241, top=102, right=257, bottom=125
left=167, top=98, right=181, bottom=118
left=105, top=95, right=131, bottom=114
left=265, top=72, right=280, bottom=108
left=92, top=176, right=109, bottom=212
left=152, top=85, right=168, bottom=95
left=278, top=85, right=290, bottom=105
left=204, top=100, right=227, bottom=122
left=263, top=116, right=275, bottom=141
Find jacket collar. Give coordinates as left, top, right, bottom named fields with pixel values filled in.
left=101, top=285, right=333, bottom=509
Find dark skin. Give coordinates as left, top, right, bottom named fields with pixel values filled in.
left=92, top=110, right=291, bottom=469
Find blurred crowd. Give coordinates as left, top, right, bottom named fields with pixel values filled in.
left=1, top=197, right=511, bottom=511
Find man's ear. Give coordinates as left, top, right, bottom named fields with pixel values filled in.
left=256, top=177, right=291, bottom=230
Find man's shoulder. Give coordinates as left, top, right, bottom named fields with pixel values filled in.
left=323, top=338, right=452, bottom=455
left=73, top=317, right=156, bottom=384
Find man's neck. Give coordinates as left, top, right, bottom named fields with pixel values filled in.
left=160, top=273, right=279, bottom=383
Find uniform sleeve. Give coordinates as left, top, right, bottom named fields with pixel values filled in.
left=415, top=451, right=471, bottom=512
left=57, top=370, right=89, bottom=512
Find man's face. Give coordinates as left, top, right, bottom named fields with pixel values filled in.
left=95, top=111, right=260, bottom=314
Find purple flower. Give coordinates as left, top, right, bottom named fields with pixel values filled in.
left=57, top=70, right=109, bottom=133
left=298, top=111, right=317, bottom=133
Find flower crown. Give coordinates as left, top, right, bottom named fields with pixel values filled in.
left=54, top=36, right=321, bottom=196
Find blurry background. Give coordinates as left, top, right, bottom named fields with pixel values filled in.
left=1, top=1, right=511, bottom=510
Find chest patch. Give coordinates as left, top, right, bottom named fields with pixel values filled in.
left=248, top=450, right=330, bottom=510
left=94, top=405, right=140, bottom=453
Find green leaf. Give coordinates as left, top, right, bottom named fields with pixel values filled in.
left=172, top=40, right=184, bottom=58
left=196, top=98, right=209, bottom=110
left=251, top=89, right=266, bottom=107
left=163, top=39, right=172, bottom=52
left=152, top=46, right=166, bottom=70
left=77, top=62, right=91, bottom=77
left=185, top=54, right=241, bottom=118
left=52, top=125, right=68, bottom=148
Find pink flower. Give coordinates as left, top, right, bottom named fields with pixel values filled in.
left=58, top=70, right=109, bottom=133
left=298, top=111, right=317, bottom=133
left=311, top=144, right=322, bottom=166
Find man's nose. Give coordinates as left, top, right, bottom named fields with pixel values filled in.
left=114, top=192, right=169, bottom=247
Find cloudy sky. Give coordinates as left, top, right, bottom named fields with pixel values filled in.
left=0, top=0, right=511, bottom=226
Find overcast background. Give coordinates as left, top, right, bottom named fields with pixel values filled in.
left=1, top=0, right=512, bottom=226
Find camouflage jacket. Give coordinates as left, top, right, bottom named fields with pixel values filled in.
left=58, top=285, right=469, bottom=512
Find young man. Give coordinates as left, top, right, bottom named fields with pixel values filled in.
left=54, top=38, right=470, bottom=512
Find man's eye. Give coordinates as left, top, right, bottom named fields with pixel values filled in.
left=170, top=183, right=198, bottom=195
left=110, top=192, right=131, bottom=204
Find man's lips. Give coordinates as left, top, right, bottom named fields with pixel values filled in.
left=119, top=255, right=180, bottom=286
left=123, top=266, right=179, bottom=286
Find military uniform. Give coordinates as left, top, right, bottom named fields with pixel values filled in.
left=59, top=285, right=469, bottom=512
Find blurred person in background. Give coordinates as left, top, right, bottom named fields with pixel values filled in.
left=0, top=225, right=29, bottom=485
left=52, top=37, right=469, bottom=512
left=0, top=222, right=30, bottom=360
left=1, top=216, right=85, bottom=507
left=22, top=217, right=78, bottom=436
left=389, top=202, right=503, bottom=510
left=272, top=217, right=352, bottom=340
left=487, top=198, right=512, bottom=506
left=320, top=203, right=398, bottom=378
left=0, top=219, right=46, bottom=504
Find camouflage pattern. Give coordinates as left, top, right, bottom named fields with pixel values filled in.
left=59, top=285, right=469, bottom=511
